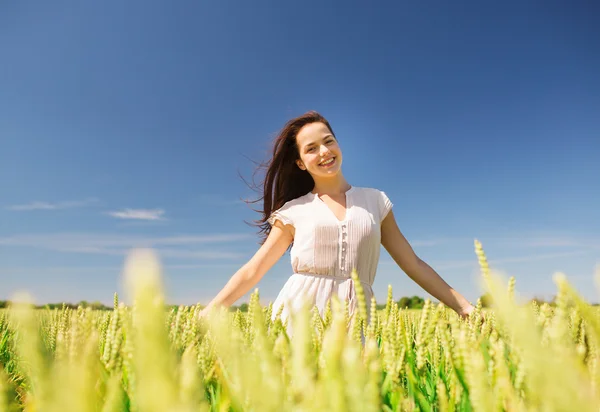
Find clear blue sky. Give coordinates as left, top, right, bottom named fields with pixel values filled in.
left=1, top=1, right=599, bottom=306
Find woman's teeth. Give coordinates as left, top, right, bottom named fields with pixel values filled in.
left=319, top=158, right=335, bottom=167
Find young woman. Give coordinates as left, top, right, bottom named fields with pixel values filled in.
left=199, top=111, right=475, bottom=329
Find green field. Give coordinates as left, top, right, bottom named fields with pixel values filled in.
left=1, top=242, right=599, bottom=411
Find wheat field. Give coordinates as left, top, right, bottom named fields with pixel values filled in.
left=1, top=240, right=599, bottom=411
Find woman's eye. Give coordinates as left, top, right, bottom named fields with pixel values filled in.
left=307, top=147, right=315, bottom=153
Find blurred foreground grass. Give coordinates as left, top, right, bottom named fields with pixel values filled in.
left=1, top=240, right=600, bottom=411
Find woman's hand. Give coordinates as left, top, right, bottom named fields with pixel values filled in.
left=458, top=304, right=475, bottom=319
left=197, top=306, right=211, bottom=321
left=459, top=303, right=487, bottom=323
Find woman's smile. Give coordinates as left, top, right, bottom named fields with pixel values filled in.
left=318, top=156, right=336, bottom=168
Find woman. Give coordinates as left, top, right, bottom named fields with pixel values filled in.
left=199, top=111, right=474, bottom=329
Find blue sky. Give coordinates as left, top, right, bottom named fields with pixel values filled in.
left=1, top=1, right=599, bottom=306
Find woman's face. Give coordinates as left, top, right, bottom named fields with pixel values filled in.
left=295, top=122, right=342, bottom=178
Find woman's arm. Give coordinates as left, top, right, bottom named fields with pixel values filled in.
left=199, top=221, right=294, bottom=315
left=380, top=210, right=474, bottom=317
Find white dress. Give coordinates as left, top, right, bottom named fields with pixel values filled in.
left=267, top=186, right=393, bottom=333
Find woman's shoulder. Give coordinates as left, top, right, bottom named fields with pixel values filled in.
left=275, top=191, right=314, bottom=212
left=352, top=186, right=389, bottom=197
left=353, top=186, right=394, bottom=217
left=267, top=191, right=314, bottom=226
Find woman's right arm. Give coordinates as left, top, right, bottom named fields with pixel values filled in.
left=199, top=221, right=294, bottom=314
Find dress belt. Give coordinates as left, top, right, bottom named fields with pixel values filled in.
left=293, top=271, right=373, bottom=288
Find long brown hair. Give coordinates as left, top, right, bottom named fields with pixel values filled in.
left=244, top=110, right=336, bottom=244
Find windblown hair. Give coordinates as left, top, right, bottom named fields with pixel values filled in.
left=245, top=110, right=335, bottom=245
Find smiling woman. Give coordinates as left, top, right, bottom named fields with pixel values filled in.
left=199, top=111, right=475, bottom=334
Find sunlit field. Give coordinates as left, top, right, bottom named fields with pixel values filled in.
left=1, top=240, right=599, bottom=411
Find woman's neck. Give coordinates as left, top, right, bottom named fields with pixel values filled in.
left=311, top=175, right=351, bottom=196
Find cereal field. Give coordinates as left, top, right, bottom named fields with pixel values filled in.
left=1, top=241, right=599, bottom=411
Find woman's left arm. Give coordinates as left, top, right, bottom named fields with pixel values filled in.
left=380, top=210, right=475, bottom=318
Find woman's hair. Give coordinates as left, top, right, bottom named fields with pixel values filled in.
left=245, top=110, right=335, bottom=244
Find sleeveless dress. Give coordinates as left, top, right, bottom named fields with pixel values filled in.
left=267, top=186, right=393, bottom=334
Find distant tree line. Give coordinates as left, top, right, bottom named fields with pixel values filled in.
left=0, top=300, right=113, bottom=310
left=232, top=296, right=437, bottom=313
left=2, top=294, right=597, bottom=312
left=477, top=293, right=599, bottom=308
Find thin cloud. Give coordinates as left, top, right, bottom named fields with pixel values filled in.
left=157, top=249, right=246, bottom=260
left=107, top=208, right=166, bottom=221
left=491, top=250, right=590, bottom=265
left=380, top=250, right=592, bottom=270
left=385, top=237, right=467, bottom=249
left=197, top=194, right=247, bottom=206
left=520, top=238, right=580, bottom=248
left=488, top=234, right=600, bottom=250
left=6, top=198, right=99, bottom=211
left=0, top=232, right=252, bottom=260
left=409, top=238, right=462, bottom=247
left=0, top=233, right=252, bottom=248
left=0, top=265, right=123, bottom=275
left=156, top=234, right=253, bottom=245
left=0, top=262, right=244, bottom=277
